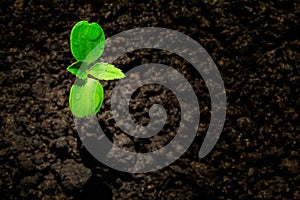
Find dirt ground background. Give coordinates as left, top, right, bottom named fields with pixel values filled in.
left=1, top=0, right=300, bottom=199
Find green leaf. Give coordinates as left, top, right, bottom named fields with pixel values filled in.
left=69, top=78, right=104, bottom=118
left=67, top=61, right=88, bottom=79
left=88, top=62, right=125, bottom=80
left=67, top=61, right=80, bottom=76
left=70, top=21, right=105, bottom=64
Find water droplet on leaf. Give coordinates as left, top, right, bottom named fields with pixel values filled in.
left=75, top=93, right=81, bottom=100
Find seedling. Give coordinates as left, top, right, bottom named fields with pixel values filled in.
left=67, top=21, right=125, bottom=118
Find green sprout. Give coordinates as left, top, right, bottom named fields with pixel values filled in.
left=67, top=21, right=125, bottom=118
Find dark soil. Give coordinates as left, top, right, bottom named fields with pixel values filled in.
left=1, top=0, right=300, bottom=199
